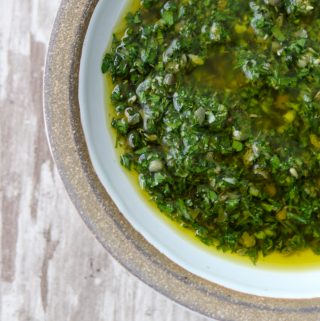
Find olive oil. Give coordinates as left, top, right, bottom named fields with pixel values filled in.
left=105, top=73, right=320, bottom=271
left=103, top=0, right=320, bottom=270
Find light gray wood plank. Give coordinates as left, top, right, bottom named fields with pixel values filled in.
left=0, top=1, right=214, bottom=320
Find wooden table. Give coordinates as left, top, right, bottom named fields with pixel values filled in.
left=0, top=1, right=213, bottom=320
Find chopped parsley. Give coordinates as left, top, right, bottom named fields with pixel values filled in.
left=102, top=0, right=320, bottom=262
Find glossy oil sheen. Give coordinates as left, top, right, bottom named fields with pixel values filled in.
left=105, top=79, right=320, bottom=272
left=104, top=0, right=320, bottom=271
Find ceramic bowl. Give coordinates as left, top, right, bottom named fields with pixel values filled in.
left=44, top=0, right=320, bottom=320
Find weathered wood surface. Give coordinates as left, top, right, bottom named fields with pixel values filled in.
left=0, top=1, right=214, bottom=320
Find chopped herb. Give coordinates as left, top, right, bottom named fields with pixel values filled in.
left=102, top=0, right=320, bottom=262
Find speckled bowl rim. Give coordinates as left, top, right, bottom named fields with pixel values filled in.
left=44, top=1, right=320, bottom=320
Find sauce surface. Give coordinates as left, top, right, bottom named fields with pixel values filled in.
left=103, top=0, right=320, bottom=264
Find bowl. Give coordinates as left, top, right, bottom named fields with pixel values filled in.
left=44, top=0, right=320, bottom=320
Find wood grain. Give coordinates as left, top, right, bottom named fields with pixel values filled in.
left=0, top=1, right=214, bottom=320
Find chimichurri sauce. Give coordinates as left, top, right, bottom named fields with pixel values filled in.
left=102, top=0, right=320, bottom=262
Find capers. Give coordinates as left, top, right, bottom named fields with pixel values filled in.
left=149, top=159, right=164, bottom=172
left=125, top=107, right=141, bottom=126
left=128, top=131, right=142, bottom=149
left=164, top=73, right=176, bottom=86
left=194, top=107, right=206, bottom=125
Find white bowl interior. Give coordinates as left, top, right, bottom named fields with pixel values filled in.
left=79, top=0, right=320, bottom=299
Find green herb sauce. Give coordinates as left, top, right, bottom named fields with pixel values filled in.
left=102, top=0, right=320, bottom=263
